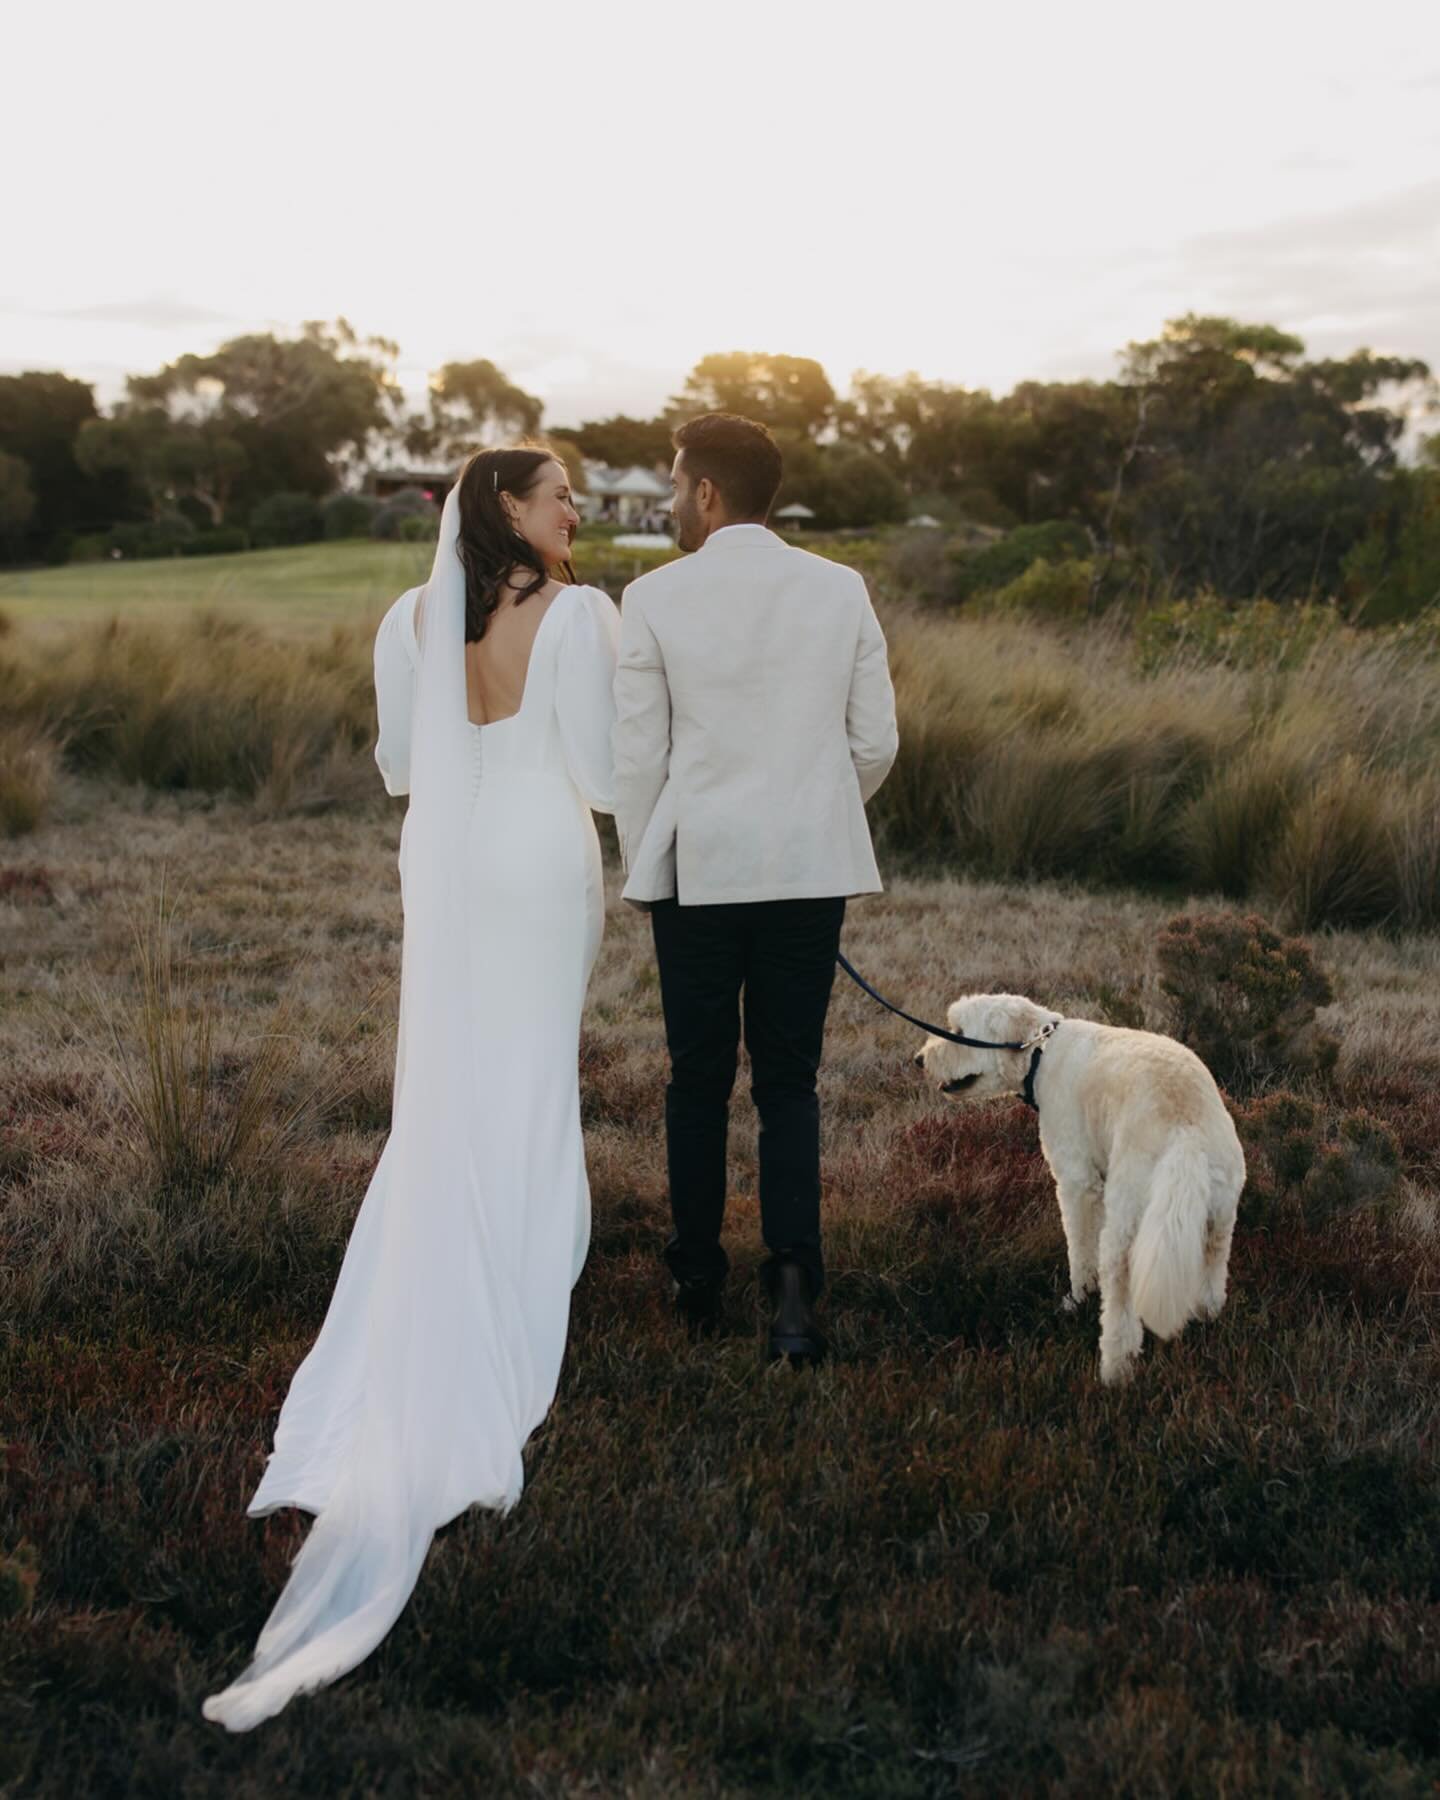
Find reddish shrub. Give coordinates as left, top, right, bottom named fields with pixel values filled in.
left=1157, top=910, right=1338, bottom=1092
left=1343, top=1073, right=1440, bottom=1182
left=1236, top=1091, right=1402, bottom=1229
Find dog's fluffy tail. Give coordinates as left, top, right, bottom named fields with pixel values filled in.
left=1131, top=1135, right=1212, bottom=1341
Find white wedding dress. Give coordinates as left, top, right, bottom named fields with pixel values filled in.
left=203, top=490, right=620, bottom=1731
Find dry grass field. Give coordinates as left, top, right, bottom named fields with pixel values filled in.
left=2, top=551, right=1439, bottom=1791
left=3, top=744, right=1439, bottom=1792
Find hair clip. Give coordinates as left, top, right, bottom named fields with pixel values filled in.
left=492, top=468, right=498, bottom=492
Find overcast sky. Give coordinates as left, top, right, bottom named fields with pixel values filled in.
left=6, top=0, right=1439, bottom=434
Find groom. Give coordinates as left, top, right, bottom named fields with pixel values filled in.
left=612, top=412, right=898, bottom=1363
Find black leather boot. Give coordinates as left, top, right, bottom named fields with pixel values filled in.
left=766, top=1260, right=827, bottom=1365
left=673, top=1274, right=725, bottom=1339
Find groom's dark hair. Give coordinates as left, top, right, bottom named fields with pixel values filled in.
left=672, top=413, right=783, bottom=520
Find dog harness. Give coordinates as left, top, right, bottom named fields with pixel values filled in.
left=836, top=952, right=1061, bottom=1114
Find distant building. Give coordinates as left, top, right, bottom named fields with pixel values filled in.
left=581, top=463, right=670, bottom=528
left=363, top=458, right=675, bottom=531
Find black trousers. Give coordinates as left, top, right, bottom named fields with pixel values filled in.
left=650, top=894, right=846, bottom=1300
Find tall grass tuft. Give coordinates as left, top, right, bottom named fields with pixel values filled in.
left=1, top=611, right=376, bottom=800
left=868, top=613, right=991, bottom=854
left=4, top=595, right=1440, bottom=926
left=1176, top=734, right=1308, bottom=898
left=1391, top=777, right=1440, bottom=930
left=963, top=730, right=1122, bottom=878
left=0, top=719, right=59, bottom=836
left=1266, top=760, right=1404, bottom=930
left=95, top=875, right=385, bottom=1206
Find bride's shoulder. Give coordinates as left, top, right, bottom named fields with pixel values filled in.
left=564, top=582, right=620, bottom=621
left=376, top=585, right=423, bottom=665
left=380, top=583, right=423, bottom=623
left=558, top=583, right=620, bottom=651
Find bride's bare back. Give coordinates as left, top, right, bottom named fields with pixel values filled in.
left=465, top=581, right=562, bottom=725
left=415, top=575, right=564, bottom=726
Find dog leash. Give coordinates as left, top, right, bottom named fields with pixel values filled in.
left=835, top=951, right=1057, bottom=1112
left=835, top=952, right=1027, bottom=1050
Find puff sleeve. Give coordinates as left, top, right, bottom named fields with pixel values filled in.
left=555, top=584, right=621, bottom=814
left=373, top=585, right=422, bottom=797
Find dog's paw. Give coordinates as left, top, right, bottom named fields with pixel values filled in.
left=1099, top=1352, right=1139, bottom=1387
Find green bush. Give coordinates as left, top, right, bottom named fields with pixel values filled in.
left=1134, top=594, right=1341, bottom=672
left=180, top=527, right=250, bottom=557
left=106, top=513, right=196, bottom=560
left=67, top=532, right=111, bottom=564
left=1343, top=467, right=1440, bottom=625
left=398, top=511, right=439, bottom=542
left=105, top=523, right=151, bottom=559
left=321, top=491, right=380, bottom=540
left=249, top=491, right=323, bottom=548
left=370, top=486, right=439, bottom=540
left=951, top=519, right=1092, bottom=601
left=988, top=555, right=1095, bottom=618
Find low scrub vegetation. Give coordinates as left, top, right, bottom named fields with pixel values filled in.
left=2, top=794, right=1437, bottom=1791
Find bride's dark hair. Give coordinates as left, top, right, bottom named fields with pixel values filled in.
left=454, top=444, right=577, bottom=643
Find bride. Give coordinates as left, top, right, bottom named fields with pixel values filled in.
left=203, top=446, right=620, bottom=1731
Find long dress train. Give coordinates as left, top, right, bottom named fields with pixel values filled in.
left=202, top=497, right=619, bottom=1730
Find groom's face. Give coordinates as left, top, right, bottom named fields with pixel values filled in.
left=669, top=451, right=710, bottom=553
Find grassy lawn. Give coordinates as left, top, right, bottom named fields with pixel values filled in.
left=0, top=536, right=684, bottom=640
left=2, top=775, right=1438, bottom=1793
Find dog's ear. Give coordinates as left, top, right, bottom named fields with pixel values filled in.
left=945, top=994, right=981, bottom=1034
left=974, top=994, right=1052, bottom=1049
left=1006, top=996, right=1061, bottom=1047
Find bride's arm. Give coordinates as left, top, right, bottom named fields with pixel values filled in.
left=555, top=586, right=621, bottom=814
left=373, top=586, right=423, bottom=796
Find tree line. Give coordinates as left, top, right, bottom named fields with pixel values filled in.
left=1, top=315, right=1436, bottom=617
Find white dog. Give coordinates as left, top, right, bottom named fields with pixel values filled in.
left=914, top=995, right=1244, bottom=1385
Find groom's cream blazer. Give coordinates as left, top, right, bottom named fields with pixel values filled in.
left=612, top=523, right=899, bottom=907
